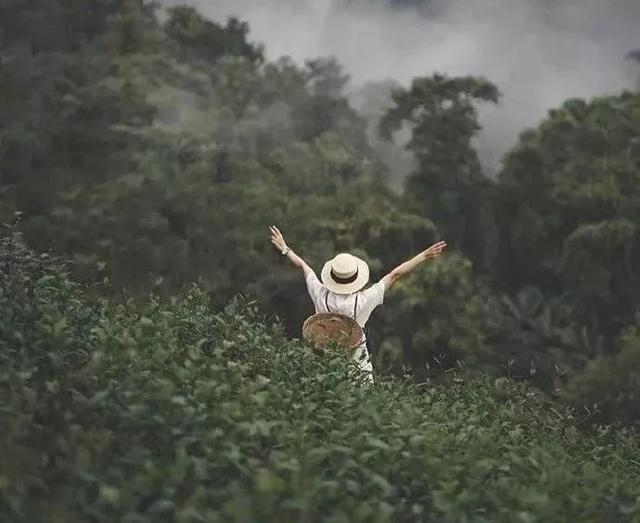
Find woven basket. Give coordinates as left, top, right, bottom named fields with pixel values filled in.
left=302, top=312, right=363, bottom=352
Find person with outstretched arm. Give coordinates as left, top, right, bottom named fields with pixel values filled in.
left=269, top=225, right=447, bottom=382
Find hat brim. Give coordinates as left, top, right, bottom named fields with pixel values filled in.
left=321, top=256, right=369, bottom=295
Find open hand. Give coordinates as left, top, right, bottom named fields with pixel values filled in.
left=269, top=225, right=287, bottom=252
left=424, top=240, right=447, bottom=259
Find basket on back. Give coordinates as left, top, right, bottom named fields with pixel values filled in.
left=302, top=312, right=364, bottom=352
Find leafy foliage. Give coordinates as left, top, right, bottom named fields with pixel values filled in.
left=380, top=254, right=487, bottom=380
left=2, top=0, right=640, bottom=426
left=483, top=287, right=603, bottom=391
left=562, top=324, right=640, bottom=426
left=495, top=93, right=640, bottom=341
left=1, top=235, right=639, bottom=522
left=165, top=6, right=264, bottom=66
left=380, top=75, right=500, bottom=269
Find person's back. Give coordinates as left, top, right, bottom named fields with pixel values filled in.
left=308, top=276, right=385, bottom=329
left=306, top=259, right=387, bottom=381
left=268, top=225, right=446, bottom=383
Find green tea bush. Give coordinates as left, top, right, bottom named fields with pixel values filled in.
left=1, top=234, right=639, bottom=522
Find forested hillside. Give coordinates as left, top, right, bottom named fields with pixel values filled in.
left=1, top=0, right=640, bottom=428
left=2, top=3, right=640, bottom=519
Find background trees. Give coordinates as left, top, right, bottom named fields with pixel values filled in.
left=379, top=75, right=500, bottom=271
left=2, top=1, right=640, bottom=424
left=494, top=94, right=640, bottom=345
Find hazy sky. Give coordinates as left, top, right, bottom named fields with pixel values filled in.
left=160, top=0, right=640, bottom=171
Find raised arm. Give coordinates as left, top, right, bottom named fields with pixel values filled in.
left=269, top=225, right=313, bottom=277
left=382, top=240, right=447, bottom=290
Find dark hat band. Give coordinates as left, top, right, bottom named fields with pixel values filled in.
left=330, top=269, right=359, bottom=285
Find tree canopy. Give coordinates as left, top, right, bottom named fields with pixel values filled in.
left=1, top=0, right=640, bottom=425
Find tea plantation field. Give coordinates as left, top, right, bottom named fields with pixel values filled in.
left=1, top=235, right=639, bottom=522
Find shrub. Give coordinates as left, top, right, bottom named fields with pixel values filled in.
left=482, top=287, right=603, bottom=391
left=562, top=325, right=640, bottom=426
left=1, top=234, right=639, bottom=522
left=381, top=254, right=488, bottom=380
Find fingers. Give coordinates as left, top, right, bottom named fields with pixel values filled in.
left=426, top=240, right=447, bottom=258
left=269, top=225, right=284, bottom=239
left=268, top=225, right=286, bottom=251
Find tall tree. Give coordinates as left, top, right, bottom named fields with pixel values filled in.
left=379, top=74, right=500, bottom=269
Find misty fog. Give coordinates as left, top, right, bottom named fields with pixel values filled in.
left=160, top=0, right=640, bottom=172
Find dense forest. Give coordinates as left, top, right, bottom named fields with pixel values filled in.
left=2, top=1, right=640, bottom=518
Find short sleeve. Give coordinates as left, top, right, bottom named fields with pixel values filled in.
left=305, top=271, right=325, bottom=312
left=359, top=280, right=386, bottom=320
left=363, top=280, right=385, bottom=306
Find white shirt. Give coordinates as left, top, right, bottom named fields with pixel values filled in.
left=305, top=272, right=386, bottom=328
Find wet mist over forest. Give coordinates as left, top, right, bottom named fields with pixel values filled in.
left=162, top=0, right=640, bottom=169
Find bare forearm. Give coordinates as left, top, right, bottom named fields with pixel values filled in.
left=394, top=251, right=428, bottom=278
left=384, top=251, right=427, bottom=286
left=270, top=225, right=312, bottom=276
left=285, top=248, right=311, bottom=274
left=382, top=240, right=447, bottom=289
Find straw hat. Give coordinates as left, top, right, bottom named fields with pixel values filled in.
left=321, top=253, right=369, bottom=295
left=302, top=312, right=363, bottom=352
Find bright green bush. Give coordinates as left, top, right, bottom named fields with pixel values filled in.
left=1, top=235, right=639, bottom=522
